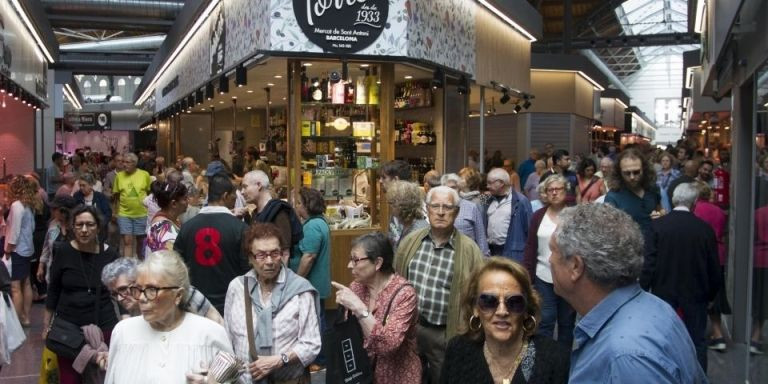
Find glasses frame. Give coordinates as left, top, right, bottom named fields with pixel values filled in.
left=251, top=249, right=283, bottom=261
left=475, top=293, right=527, bottom=314
left=129, top=285, right=180, bottom=301
left=545, top=186, right=566, bottom=194
left=110, top=285, right=132, bottom=299
left=621, top=169, right=642, bottom=177
left=73, top=221, right=98, bottom=229
left=348, top=256, right=371, bottom=266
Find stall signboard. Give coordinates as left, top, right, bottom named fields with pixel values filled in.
left=293, top=0, right=389, bottom=53
left=65, top=112, right=112, bottom=131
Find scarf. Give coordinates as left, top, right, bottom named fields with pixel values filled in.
left=243, top=267, right=319, bottom=355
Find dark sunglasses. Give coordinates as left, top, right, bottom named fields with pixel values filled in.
left=476, top=293, right=527, bottom=314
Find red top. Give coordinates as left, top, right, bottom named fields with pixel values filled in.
left=693, top=199, right=727, bottom=265
left=350, top=274, right=422, bottom=384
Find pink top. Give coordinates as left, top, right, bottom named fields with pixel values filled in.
left=693, top=199, right=727, bottom=265
left=350, top=274, right=422, bottom=384
left=578, top=176, right=604, bottom=203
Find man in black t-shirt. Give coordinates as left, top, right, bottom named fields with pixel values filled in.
left=174, top=174, right=249, bottom=314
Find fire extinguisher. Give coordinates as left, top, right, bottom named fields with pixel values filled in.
left=713, top=166, right=730, bottom=209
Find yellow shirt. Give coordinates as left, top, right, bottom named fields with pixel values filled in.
left=113, top=169, right=151, bottom=218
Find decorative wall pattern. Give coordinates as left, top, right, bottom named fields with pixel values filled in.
left=225, top=0, right=270, bottom=68
left=407, top=0, right=476, bottom=75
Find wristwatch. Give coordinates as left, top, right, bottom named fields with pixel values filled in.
left=359, top=310, right=370, bottom=319
left=280, top=353, right=290, bottom=366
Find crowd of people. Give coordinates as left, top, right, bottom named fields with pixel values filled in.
left=0, top=140, right=760, bottom=383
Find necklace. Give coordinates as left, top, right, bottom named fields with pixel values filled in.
left=484, top=339, right=529, bottom=384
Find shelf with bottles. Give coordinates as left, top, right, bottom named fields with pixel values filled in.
left=395, top=119, right=436, bottom=146
left=300, top=65, right=380, bottom=106
left=399, top=157, right=435, bottom=183
left=394, top=80, right=434, bottom=109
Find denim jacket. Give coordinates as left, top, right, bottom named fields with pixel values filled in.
left=484, top=190, right=532, bottom=261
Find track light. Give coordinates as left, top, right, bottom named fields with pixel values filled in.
left=195, top=90, right=203, bottom=105
left=235, top=65, right=247, bottom=87
left=205, top=83, right=214, bottom=100
left=0, top=78, right=5, bottom=93
left=187, top=95, right=195, bottom=110
left=523, top=94, right=532, bottom=109
left=500, top=89, right=510, bottom=104
left=514, top=104, right=522, bottom=113
left=432, top=68, right=444, bottom=89
left=457, top=75, right=469, bottom=95
left=219, top=75, right=229, bottom=94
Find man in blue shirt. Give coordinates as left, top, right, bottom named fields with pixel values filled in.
left=549, top=204, right=707, bottom=383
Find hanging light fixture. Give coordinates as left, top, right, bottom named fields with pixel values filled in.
left=205, top=82, right=214, bottom=100
left=235, top=64, right=247, bottom=87
left=499, top=89, right=510, bottom=104
left=219, top=74, right=229, bottom=94
left=431, top=68, right=444, bottom=89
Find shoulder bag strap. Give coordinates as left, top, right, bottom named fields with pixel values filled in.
left=243, top=278, right=258, bottom=361
left=382, top=283, right=412, bottom=327
left=581, top=177, right=599, bottom=198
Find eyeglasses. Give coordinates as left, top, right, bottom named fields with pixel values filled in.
left=621, top=170, right=642, bottom=177
left=129, top=285, right=179, bottom=301
left=111, top=285, right=131, bottom=299
left=251, top=250, right=283, bottom=260
left=476, top=293, right=527, bottom=314
left=487, top=179, right=503, bottom=185
left=74, top=222, right=98, bottom=229
left=427, top=203, right=457, bottom=212
left=545, top=187, right=565, bottom=194
left=348, top=256, right=370, bottom=266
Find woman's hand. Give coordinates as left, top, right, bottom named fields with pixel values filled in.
left=36, top=262, right=46, bottom=283
left=331, top=281, right=366, bottom=316
left=41, top=327, right=49, bottom=340
left=247, top=355, right=283, bottom=381
left=95, top=351, right=109, bottom=370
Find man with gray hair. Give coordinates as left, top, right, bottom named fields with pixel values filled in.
left=112, top=152, right=151, bottom=259
left=241, top=170, right=303, bottom=256
left=644, top=182, right=721, bottom=372
left=394, top=186, right=484, bottom=383
left=485, top=167, right=532, bottom=259
left=549, top=203, right=706, bottom=383
left=441, top=173, right=489, bottom=255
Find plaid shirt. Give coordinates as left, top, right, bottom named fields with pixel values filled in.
left=408, top=231, right=456, bottom=325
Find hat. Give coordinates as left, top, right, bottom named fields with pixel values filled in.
left=206, top=161, right=230, bottom=178
left=49, top=195, right=78, bottom=210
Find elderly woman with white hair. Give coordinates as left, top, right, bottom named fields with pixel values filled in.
left=101, top=256, right=223, bottom=324
left=441, top=173, right=489, bottom=256
left=105, top=251, right=233, bottom=384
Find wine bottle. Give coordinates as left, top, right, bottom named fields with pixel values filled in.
left=301, top=68, right=309, bottom=102
left=355, top=75, right=367, bottom=105
left=311, top=77, right=322, bottom=102
left=320, top=74, right=329, bottom=102
left=367, top=67, right=379, bottom=105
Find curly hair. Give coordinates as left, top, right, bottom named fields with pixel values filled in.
left=298, top=187, right=326, bottom=216
left=8, top=175, right=43, bottom=213
left=611, top=148, right=656, bottom=192
left=576, top=158, right=597, bottom=178
left=386, top=180, right=424, bottom=224
left=243, top=222, right=285, bottom=255
left=460, top=257, right=541, bottom=342
left=458, top=167, right=483, bottom=192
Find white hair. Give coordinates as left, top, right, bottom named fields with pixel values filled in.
left=137, top=250, right=191, bottom=305
left=123, top=152, right=138, bottom=163
left=426, top=185, right=460, bottom=205
left=440, top=173, right=462, bottom=186
left=672, top=183, right=699, bottom=209
left=244, top=170, right=270, bottom=189
left=487, top=168, right=510, bottom=185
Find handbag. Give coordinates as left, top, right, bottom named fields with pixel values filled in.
left=323, top=306, right=373, bottom=384
left=46, top=248, right=102, bottom=359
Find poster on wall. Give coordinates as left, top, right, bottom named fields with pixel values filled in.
left=292, top=0, right=389, bottom=53
left=210, top=3, right=226, bottom=76
left=0, top=2, right=48, bottom=100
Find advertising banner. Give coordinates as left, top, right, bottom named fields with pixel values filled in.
left=65, top=111, right=112, bottom=131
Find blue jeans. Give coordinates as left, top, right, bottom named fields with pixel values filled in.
left=534, top=277, right=575, bottom=347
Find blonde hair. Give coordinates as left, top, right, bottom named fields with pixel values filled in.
left=8, top=175, right=43, bottom=213
left=386, top=180, right=424, bottom=223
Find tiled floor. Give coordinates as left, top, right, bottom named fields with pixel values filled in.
left=0, top=303, right=764, bottom=383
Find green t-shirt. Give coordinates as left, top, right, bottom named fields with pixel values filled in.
left=113, top=169, right=151, bottom=218
left=290, top=216, right=331, bottom=298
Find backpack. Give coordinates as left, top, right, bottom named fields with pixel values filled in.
left=254, top=199, right=304, bottom=245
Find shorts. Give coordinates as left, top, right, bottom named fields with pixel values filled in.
left=117, top=216, right=148, bottom=236
left=11, top=252, right=31, bottom=281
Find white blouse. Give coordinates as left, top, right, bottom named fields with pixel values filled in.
left=105, top=313, right=233, bottom=384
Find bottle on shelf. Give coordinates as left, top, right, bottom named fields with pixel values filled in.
left=367, top=67, right=379, bottom=105
left=355, top=75, right=367, bottom=105
left=310, top=77, right=322, bottom=102
left=301, top=68, right=309, bottom=103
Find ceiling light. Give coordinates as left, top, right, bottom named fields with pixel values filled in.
left=235, top=64, right=247, bottom=87
left=514, top=104, right=522, bottom=113
left=360, top=64, right=370, bottom=68
left=499, top=90, right=510, bottom=104
left=303, top=63, right=313, bottom=67
left=247, top=90, right=254, bottom=93
left=246, top=106, right=252, bottom=110
left=477, top=0, right=537, bottom=42
left=523, top=95, right=532, bottom=109
left=283, top=97, right=287, bottom=100
left=457, top=75, right=470, bottom=95
left=274, top=75, right=283, bottom=79
left=267, top=83, right=275, bottom=87
left=205, top=83, right=214, bottom=100
left=219, top=74, right=229, bottom=94
left=404, top=75, right=413, bottom=79
left=219, top=101, right=224, bottom=104
left=10, top=0, right=55, bottom=63
left=195, top=90, right=204, bottom=105
left=432, top=68, right=444, bottom=89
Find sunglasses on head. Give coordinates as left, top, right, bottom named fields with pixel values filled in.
left=476, top=293, right=527, bottom=314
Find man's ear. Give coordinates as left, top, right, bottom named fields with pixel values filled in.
left=570, top=254, right=586, bottom=283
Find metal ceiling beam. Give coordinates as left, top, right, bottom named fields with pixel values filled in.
left=48, top=14, right=174, bottom=32
left=41, top=0, right=183, bottom=19
left=573, top=0, right=629, bottom=37
left=55, top=52, right=152, bottom=75
left=534, top=32, right=700, bottom=51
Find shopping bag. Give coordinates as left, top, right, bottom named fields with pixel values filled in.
left=323, top=307, right=373, bottom=384
left=38, top=347, right=60, bottom=384
left=1, top=291, right=26, bottom=363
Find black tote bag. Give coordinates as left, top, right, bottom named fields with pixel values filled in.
left=324, top=307, right=373, bottom=384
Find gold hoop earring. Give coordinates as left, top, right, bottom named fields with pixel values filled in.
left=469, top=315, right=482, bottom=331
left=522, top=316, right=537, bottom=334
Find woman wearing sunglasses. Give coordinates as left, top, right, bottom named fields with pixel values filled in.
left=105, top=251, right=233, bottom=383
left=441, top=257, right=569, bottom=384
left=522, top=174, right=576, bottom=348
